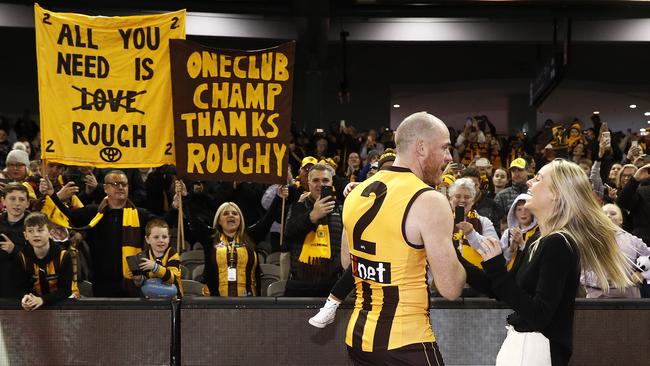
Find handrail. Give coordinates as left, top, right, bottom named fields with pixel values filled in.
left=2, top=296, right=648, bottom=310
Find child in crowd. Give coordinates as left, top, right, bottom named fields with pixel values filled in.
left=0, top=182, right=30, bottom=297
left=499, top=193, right=539, bottom=269
left=18, top=212, right=73, bottom=310
left=134, top=218, right=183, bottom=298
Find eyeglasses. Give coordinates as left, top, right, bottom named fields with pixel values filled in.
left=105, top=181, right=128, bottom=188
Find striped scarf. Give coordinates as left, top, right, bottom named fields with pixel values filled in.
left=82, top=198, right=142, bottom=279
left=452, top=209, right=484, bottom=268
left=297, top=223, right=332, bottom=280
left=41, top=194, right=84, bottom=229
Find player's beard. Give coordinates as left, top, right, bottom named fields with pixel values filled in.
left=420, top=154, right=443, bottom=186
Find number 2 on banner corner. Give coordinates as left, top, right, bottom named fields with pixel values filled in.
left=165, top=143, right=172, bottom=155
left=43, top=13, right=52, bottom=25
left=45, top=140, right=55, bottom=153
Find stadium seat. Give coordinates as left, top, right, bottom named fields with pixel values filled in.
left=260, top=263, right=280, bottom=278
left=180, top=264, right=192, bottom=280
left=192, top=264, right=205, bottom=282
left=180, top=250, right=204, bottom=275
left=267, top=280, right=286, bottom=297
left=265, top=252, right=281, bottom=265
left=181, top=280, right=204, bottom=297
left=78, top=280, right=93, bottom=297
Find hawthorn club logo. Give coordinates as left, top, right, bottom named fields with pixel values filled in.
left=100, top=147, right=122, bottom=162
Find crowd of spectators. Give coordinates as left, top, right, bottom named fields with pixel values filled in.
left=0, top=110, right=649, bottom=305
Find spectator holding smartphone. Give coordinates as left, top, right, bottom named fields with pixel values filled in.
left=284, top=163, right=342, bottom=297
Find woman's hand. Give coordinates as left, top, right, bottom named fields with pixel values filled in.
left=455, top=221, right=474, bottom=235
left=477, top=237, right=503, bottom=261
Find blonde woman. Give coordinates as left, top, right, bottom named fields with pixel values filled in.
left=579, top=203, right=650, bottom=298
left=197, top=187, right=287, bottom=297
left=462, top=159, right=631, bottom=366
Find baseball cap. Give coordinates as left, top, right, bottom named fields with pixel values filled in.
left=509, top=158, right=527, bottom=170
left=301, top=156, right=318, bottom=169
left=319, top=158, right=338, bottom=171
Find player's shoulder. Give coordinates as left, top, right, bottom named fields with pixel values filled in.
left=407, top=188, right=452, bottom=223
left=413, top=188, right=447, bottom=205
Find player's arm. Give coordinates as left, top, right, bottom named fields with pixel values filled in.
left=408, top=190, right=466, bottom=300
left=341, top=229, right=350, bottom=269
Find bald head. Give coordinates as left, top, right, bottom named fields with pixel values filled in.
left=395, top=112, right=447, bottom=154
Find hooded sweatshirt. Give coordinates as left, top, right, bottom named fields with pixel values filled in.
left=499, top=193, right=538, bottom=262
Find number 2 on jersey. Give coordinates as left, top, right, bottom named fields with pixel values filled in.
left=352, top=181, right=387, bottom=255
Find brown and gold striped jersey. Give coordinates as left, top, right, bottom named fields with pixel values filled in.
left=343, top=166, right=435, bottom=351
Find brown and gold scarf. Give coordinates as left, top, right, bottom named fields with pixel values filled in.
left=81, top=198, right=142, bottom=279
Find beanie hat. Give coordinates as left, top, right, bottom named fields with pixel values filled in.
left=378, top=149, right=396, bottom=169
left=6, top=149, right=29, bottom=167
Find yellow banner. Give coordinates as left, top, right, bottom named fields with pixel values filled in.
left=35, top=4, right=185, bottom=167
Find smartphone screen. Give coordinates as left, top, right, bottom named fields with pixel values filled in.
left=454, top=205, right=465, bottom=224
left=320, top=185, right=334, bottom=201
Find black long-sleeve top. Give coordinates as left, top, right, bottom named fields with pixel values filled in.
left=462, top=233, right=580, bottom=366
left=284, top=196, right=343, bottom=282
left=0, top=212, right=29, bottom=297
left=48, top=194, right=159, bottom=296
left=617, top=177, right=650, bottom=245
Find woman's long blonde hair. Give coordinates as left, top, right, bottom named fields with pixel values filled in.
left=532, top=159, right=632, bottom=291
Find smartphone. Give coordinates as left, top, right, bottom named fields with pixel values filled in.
left=632, top=140, right=639, bottom=148
left=340, top=119, right=346, bottom=128
left=63, top=172, right=81, bottom=185
left=320, top=185, right=334, bottom=201
left=602, top=131, right=611, bottom=147
left=454, top=205, right=465, bottom=225
left=126, top=251, right=147, bottom=276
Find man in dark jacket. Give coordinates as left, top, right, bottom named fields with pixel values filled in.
left=42, top=170, right=159, bottom=297
left=284, top=163, right=342, bottom=296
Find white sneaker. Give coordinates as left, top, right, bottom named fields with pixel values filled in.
left=308, top=302, right=338, bottom=328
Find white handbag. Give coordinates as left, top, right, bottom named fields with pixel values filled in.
left=495, top=325, right=552, bottom=366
